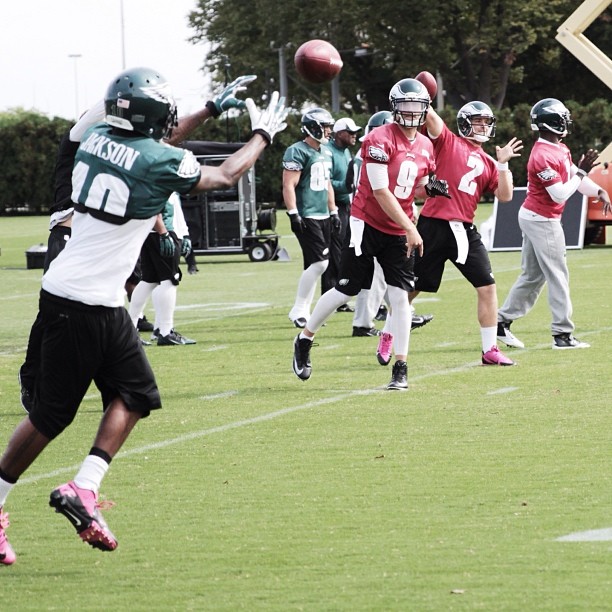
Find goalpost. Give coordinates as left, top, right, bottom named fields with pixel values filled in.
left=555, top=0, right=612, bottom=162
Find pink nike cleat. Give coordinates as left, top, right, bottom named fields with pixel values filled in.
left=482, top=345, right=515, bottom=366
left=376, top=332, right=394, bottom=366
left=0, top=508, right=16, bottom=565
left=49, top=481, right=118, bottom=551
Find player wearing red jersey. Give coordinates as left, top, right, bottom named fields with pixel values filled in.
left=409, top=100, right=523, bottom=366
left=497, top=98, right=610, bottom=350
left=292, top=78, right=440, bottom=390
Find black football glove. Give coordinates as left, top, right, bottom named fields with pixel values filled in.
left=287, top=211, right=306, bottom=234
left=159, top=233, right=176, bottom=258
left=425, top=174, right=451, bottom=199
left=330, top=212, right=342, bottom=235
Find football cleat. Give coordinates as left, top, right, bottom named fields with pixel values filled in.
left=293, top=335, right=313, bottom=381
left=137, top=316, right=154, bottom=332
left=49, top=482, right=118, bottom=551
left=552, top=333, right=590, bottom=350
left=352, top=326, right=381, bottom=337
left=411, top=313, right=433, bottom=330
left=0, top=508, right=16, bottom=565
left=376, top=332, right=394, bottom=366
left=497, top=321, right=524, bottom=349
left=482, top=346, right=515, bottom=366
left=387, top=360, right=408, bottom=390
left=157, top=330, right=197, bottom=346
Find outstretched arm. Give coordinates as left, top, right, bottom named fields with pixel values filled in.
left=165, top=75, right=257, bottom=145
left=191, top=91, right=288, bottom=193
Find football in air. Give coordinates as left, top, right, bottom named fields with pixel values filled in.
left=415, top=71, right=438, bottom=101
left=294, top=40, right=343, bottom=84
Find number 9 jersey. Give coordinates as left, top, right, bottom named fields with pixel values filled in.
left=351, top=122, right=435, bottom=236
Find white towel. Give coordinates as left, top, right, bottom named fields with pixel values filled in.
left=349, top=216, right=365, bottom=256
left=449, top=221, right=469, bottom=265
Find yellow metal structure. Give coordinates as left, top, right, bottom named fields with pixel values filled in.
left=555, top=0, right=612, bottom=161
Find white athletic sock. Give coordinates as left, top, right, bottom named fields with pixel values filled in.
left=306, top=288, right=350, bottom=333
left=387, top=285, right=410, bottom=357
left=290, top=261, right=328, bottom=320
left=128, top=281, right=156, bottom=328
left=0, top=477, right=15, bottom=507
left=73, top=455, right=110, bottom=495
left=481, top=326, right=497, bottom=353
left=152, top=280, right=177, bottom=336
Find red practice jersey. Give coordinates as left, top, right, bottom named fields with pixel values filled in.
left=523, top=139, right=572, bottom=219
left=420, top=123, right=498, bottom=223
left=352, top=122, right=435, bottom=236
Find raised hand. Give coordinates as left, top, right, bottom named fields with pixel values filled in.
left=577, top=149, right=600, bottom=175
left=245, top=91, right=289, bottom=144
left=495, top=137, right=523, bottom=164
left=212, top=75, right=257, bottom=114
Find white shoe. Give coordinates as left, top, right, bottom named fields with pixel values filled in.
left=497, top=321, right=524, bottom=349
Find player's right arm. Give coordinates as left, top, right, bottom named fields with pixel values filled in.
left=425, top=106, right=445, bottom=139
left=367, top=163, right=423, bottom=256
left=282, top=169, right=301, bottom=214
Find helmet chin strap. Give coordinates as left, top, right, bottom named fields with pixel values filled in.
left=469, top=134, right=490, bottom=143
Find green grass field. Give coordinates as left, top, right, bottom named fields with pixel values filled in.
left=1, top=210, right=611, bottom=610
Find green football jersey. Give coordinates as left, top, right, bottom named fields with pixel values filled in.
left=282, top=140, right=332, bottom=217
left=326, top=140, right=352, bottom=206
left=73, top=123, right=201, bottom=220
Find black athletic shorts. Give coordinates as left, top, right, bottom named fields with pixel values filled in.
left=335, top=222, right=416, bottom=296
left=295, top=217, right=332, bottom=269
left=140, top=231, right=182, bottom=285
left=414, top=215, right=494, bottom=292
left=28, top=290, right=161, bottom=439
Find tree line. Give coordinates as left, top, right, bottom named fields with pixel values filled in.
left=0, top=0, right=610, bottom=212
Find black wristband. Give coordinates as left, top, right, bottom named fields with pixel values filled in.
left=205, top=100, right=221, bottom=118
left=252, top=129, right=272, bottom=146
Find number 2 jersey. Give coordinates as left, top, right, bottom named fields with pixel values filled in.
left=351, top=122, right=435, bottom=236
left=42, top=123, right=201, bottom=307
left=420, top=123, right=498, bottom=223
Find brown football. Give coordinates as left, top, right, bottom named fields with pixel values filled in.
left=415, top=71, right=438, bottom=100
left=294, top=40, right=343, bottom=84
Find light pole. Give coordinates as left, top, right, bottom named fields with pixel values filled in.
left=68, top=54, right=82, bottom=120
left=119, top=0, right=126, bottom=69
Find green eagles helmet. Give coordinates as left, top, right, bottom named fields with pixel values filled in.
left=365, top=110, right=393, bottom=134
left=301, top=107, right=334, bottom=142
left=456, top=101, right=496, bottom=143
left=360, top=110, right=393, bottom=141
left=104, top=67, right=178, bottom=140
left=530, top=98, right=572, bottom=136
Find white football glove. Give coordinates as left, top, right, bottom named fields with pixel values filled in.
left=245, top=91, right=289, bottom=144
